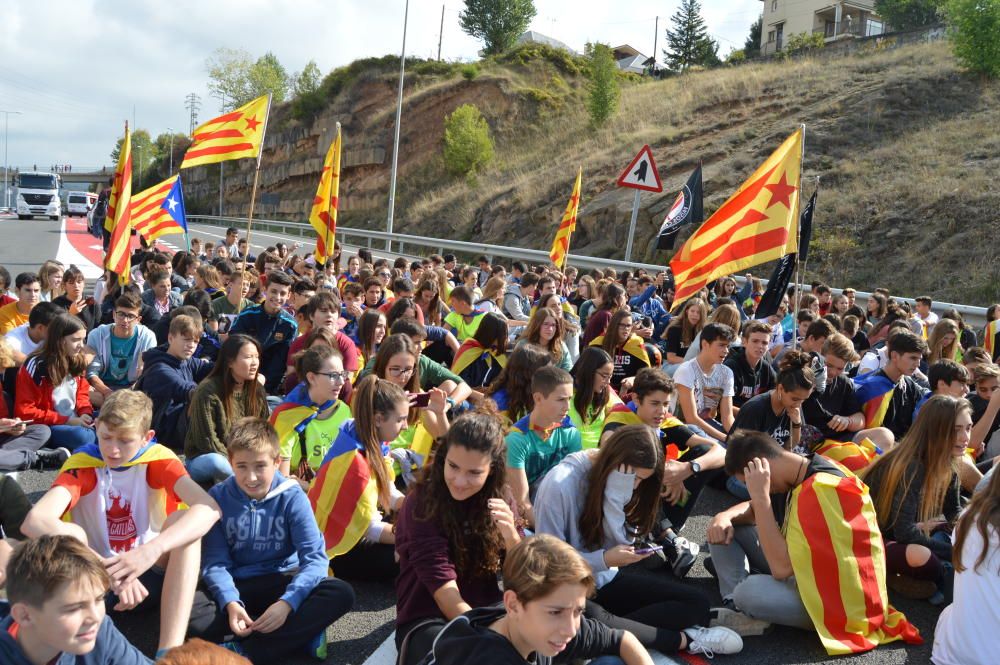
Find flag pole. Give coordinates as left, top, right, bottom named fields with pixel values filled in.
left=236, top=93, right=273, bottom=316
left=322, top=122, right=341, bottom=272
left=791, top=124, right=806, bottom=350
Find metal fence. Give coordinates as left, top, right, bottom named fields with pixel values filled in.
left=186, top=215, right=990, bottom=328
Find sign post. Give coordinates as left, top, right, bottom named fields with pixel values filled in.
left=616, top=145, right=662, bottom=262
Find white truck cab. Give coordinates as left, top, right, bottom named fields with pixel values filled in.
left=15, top=171, right=62, bottom=220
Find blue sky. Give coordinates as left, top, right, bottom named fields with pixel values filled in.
left=0, top=0, right=762, bottom=169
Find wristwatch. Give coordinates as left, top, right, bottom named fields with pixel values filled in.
left=689, top=460, right=702, bottom=477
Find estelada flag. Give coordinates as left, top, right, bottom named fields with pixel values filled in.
left=670, top=128, right=803, bottom=304
left=180, top=95, right=268, bottom=169
left=310, top=124, right=342, bottom=265
left=130, top=175, right=188, bottom=243
left=656, top=164, right=703, bottom=251
left=854, top=372, right=896, bottom=428
left=549, top=168, right=582, bottom=269
left=785, top=469, right=922, bottom=654
left=105, top=122, right=133, bottom=284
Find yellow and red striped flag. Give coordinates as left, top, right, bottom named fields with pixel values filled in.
left=670, top=128, right=803, bottom=304
left=985, top=319, right=999, bottom=358
left=549, top=168, right=582, bottom=269
left=179, top=95, right=268, bottom=169
left=105, top=123, right=133, bottom=284
left=309, top=124, right=342, bottom=265
left=129, top=176, right=187, bottom=243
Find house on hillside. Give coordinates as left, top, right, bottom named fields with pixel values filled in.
left=611, top=44, right=662, bottom=75
left=758, top=0, right=886, bottom=56
left=516, top=31, right=579, bottom=55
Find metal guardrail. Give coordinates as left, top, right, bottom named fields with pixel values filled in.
left=186, top=215, right=990, bottom=328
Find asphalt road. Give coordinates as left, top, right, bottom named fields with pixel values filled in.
left=1, top=215, right=942, bottom=664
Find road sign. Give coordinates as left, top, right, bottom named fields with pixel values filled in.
left=617, top=145, right=663, bottom=193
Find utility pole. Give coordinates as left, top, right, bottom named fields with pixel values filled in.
left=184, top=93, right=201, bottom=135
left=437, top=4, right=445, bottom=61
left=0, top=109, right=22, bottom=211
left=166, top=127, right=174, bottom=175
left=386, top=0, right=409, bottom=251
left=652, top=16, right=659, bottom=76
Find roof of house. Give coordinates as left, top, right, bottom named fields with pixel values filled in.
left=516, top=30, right=578, bottom=55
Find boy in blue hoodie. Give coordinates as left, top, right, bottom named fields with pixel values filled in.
left=1, top=535, right=151, bottom=665
left=136, top=314, right=214, bottom=449
left=189, top=417, right=354, bottom=663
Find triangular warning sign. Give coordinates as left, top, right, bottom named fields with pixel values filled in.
left=617, top=145, right=663, bottom=193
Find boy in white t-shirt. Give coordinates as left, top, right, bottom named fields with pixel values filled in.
left=674, top=323, right=737, bottom=442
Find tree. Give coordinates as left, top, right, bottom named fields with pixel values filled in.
left=249, top=52, right=290, bottom=104
left=875, top=0, right=943, bottom=30
left=110, top=129, right=159, bottom=187
left=944, top=0, right=1000, bottom=78
left=442, top=104, right=495, bottom=176
left=664, top=0, right=720, bottom=72
left=206, top=48, right=290, bottom=107
left=744, top=16, right=762, bottom=58
left=292, top=60, right=322, bottom=98
left=460, top=0, right=537, bottom=56
left=586, top=44, right=620, bottom=126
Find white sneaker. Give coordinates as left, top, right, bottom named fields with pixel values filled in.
left=683, top=625, right=743, bottom=657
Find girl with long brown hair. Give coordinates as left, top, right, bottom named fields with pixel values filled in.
left=862, top=395, right=969, bottom=603
left=663, top=297, right=708, bottom=372
left=517, top=307, right=571, bottom=371
left=927, top=318, right=961, bottom=364
left=414, top=276, right=446, bottom=326
left=591, top=309, right=652, bottom=392
left=483, top=343, right=552, bottom=426
left=393, top=411, right=520, bottom=665
left=534, top=425, right=740, bottom=656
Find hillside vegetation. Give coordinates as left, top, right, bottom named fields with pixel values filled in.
left=185, top=40, right=1000, bottom=304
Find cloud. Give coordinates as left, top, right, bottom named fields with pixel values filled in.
left=0, top=0, right=761, bottom=169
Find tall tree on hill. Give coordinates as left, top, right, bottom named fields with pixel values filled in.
left=744, top=16, right=763, bottom=58
left=875, top=0, right=943, bottom=30
left=460, top=0, right=537, bottom=56
left=587, top=44, right=620, bottom=126
left=664, top=0, right=721, bottom=72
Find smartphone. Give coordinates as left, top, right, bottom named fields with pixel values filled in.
left=85, top=296, right=96, bottom=306
left=634, top=545, right=663, bottom=555
left=409, top=392, right=431, bottom=408
left=641, top=316, right=653, bottom=328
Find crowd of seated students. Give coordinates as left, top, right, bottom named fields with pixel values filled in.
left=2, top=242, right=1000, bottom=665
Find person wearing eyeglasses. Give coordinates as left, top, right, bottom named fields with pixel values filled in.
left=272, top=345, right=353, bottom=490
left=85, top=292, right=157, bottom=408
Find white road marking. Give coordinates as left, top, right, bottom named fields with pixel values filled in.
left=360, top=632, right=396, bottom=665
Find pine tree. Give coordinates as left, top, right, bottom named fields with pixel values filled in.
left=744, top=16, right=763, bottom=58
left=664, top=0, right=718, bottom=72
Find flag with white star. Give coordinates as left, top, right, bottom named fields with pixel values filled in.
left=129, top=175, right=187, bottom=243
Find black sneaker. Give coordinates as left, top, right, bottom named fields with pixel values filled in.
left=665, top=536, right=699, bottom=578
left=704, top=555, right=717, bottom=579
left=34, top=447, right=70, bottom=470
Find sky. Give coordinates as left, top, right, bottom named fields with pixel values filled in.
left=0, top=0, right=762, bottom=171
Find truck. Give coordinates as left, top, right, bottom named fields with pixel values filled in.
left=15, top=171, right=62, bottom=220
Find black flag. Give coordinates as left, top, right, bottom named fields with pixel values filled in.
left=655, top=165, right=703, bottom=251
left=798, top=190, right=816, bottom=265
left=755, top=252, right=796, bottom=319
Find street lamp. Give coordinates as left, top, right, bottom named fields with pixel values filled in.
left=386, top=0, right=409, bottom=251
left=1, top=110, right=22, bottom=211
left=166, top=127, right=174, bottom=175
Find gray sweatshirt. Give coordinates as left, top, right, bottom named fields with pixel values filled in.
left=534, top=450, right=636, bottom=588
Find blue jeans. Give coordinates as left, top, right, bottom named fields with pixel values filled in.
left=726, top=476, right=751, bottom=501
left=49, top=425, right=99, bottom=451
left=186, top=453, right=232, bottom=484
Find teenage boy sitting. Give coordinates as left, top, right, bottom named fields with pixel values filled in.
left=188, top=418, right=355, bottom=662
left=725, top=320, right=776, bottom=410
left=211, top=269, right=253, bottom=319
left=4, top=301, right=60, bottom=366
left=506, top=366, right=581, bottom=525
left=854, top=330, right=929, bottom=442
left=1, top=535, right=151, bottom=665
left=444, top=286, right=483, bottom=342
left=86, top=293, right=157, bottom=407
left=231, top=271, right=298, bottom=394
left=674, top=323, right=737, bottom=443
left=136, top=314, right=214, bottom=450
left=0, top=273, right=41, bottom=336
left=284, top=292, right=359, bottom=395
left=707, top=430, right=922, bottom=655
left=21, top=390, right=222, bottom=657
left=969, top=363, right=1000, bottom=461
left=340, top=282, right=364, bottom=343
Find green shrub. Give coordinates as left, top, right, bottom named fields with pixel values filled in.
left=442, top=104, right=495, bottom=176
left=944, top=0, right=1000, bottom=78
left=461, top=63, right=480, bottom=80
left=587, top=43, right=620, bottom=126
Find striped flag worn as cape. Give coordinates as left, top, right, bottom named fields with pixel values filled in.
left=451, top=339, right=507, bottom=377
left=603, top=402, right=686, bottom=460
left=813, top=437, right=882, bottom=472
left=785, top=470, right=922, bottom=654
left=854, top=372, right=896, bottom=429
left=270, top=383, right=335, bottom=472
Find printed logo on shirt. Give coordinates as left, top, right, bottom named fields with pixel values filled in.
left=225, top=514, right=287, bottom=552
left=274, top=332, right=285, bottom=341
left=106, top=490, right=138, bottom=553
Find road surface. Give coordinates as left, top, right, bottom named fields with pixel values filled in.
left=0, top=213, right=941, bottom=665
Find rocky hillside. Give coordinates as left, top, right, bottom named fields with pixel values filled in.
left=182, top=41, right=1000, bottom=303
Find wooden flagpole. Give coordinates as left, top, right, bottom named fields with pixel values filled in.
left=236, top=93, right=273, bottom=316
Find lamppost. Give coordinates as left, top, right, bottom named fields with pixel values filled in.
left=1, top=110, right=22, bottom=211
left=166, top=127, right=174, bottom=175
left=385, top=0, right=409, bottom=251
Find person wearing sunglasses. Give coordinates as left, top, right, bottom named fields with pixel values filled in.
left=85, top=292, right=156, bottom=408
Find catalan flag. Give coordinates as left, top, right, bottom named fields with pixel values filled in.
left=105, top=122, right=133, bottom=283
left=180, top=95, right=269, bottom=169
left=985, top=319, right=999, bottom=360
left=451, top=339, right=507, bottom=378
left=270, top=383, right=335, bottom=474
left=854, top=372, right=896, bottom=429
left=310, top=124, right=342, bottom=265
left=813, top=437, right=881, bottom=472
left=785, top=469, right=922, bottom=654
left=129, top=176, right=188, bottom=243
left=604, top=402, right=685, bottom=460
left=549, top=168, right=582, bottom=269
left=308, top=419, right=382, bottom=558
left=670, top=128, right=803, bottom=304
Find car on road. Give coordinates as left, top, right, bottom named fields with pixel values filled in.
left=66, top=191, right=97, bottom=217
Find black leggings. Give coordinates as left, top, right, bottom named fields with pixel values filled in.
left=586, top=566, right=711, bottom=653
left=661, top=443, right=713, bottom=531
left=331, top=539, right=400, bottom=582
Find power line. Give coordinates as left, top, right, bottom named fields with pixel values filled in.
left=184, top=93, right=202, bottom=135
